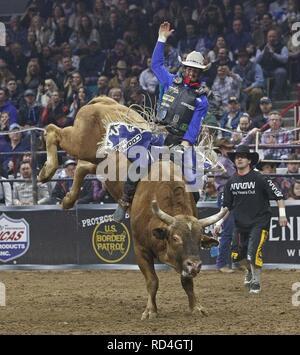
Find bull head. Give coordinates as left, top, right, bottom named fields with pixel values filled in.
left=151, top=200, right=227, bottom=278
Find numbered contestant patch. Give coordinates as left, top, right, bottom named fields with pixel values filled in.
left=92, top=221, right=130, bottom=263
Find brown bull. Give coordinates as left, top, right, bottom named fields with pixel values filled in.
left=38, top=97, right=227, bottom=319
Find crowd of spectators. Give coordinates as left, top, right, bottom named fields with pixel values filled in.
left=0, top=0, right=300, bottom=205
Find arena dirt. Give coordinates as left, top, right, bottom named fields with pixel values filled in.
left=0, top=269, right=299, bottom=335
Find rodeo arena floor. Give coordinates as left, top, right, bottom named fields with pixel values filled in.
left=0, top=268, right=300, bottom=335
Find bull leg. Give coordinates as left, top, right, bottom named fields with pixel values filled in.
left=181, top=276, right=208, bottom=316
left=38, top=124, right=61, bottom=183
left=62, top=160, right=96, bottom=209
left=135, top=247, right=159, bottom=320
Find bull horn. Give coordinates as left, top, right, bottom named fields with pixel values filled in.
left=198, top=207, right=228, bottom=227
left=151, top=200, right=175, bottom=226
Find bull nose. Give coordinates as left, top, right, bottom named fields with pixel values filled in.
left=184, top=259, right=202, bottom=274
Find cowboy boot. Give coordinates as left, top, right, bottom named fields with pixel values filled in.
left=113, top=180, right=138, bottom=222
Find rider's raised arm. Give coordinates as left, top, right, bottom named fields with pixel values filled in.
left=151, top=22, right=175, bottom=89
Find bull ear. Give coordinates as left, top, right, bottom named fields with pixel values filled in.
left=199, top=235, right=219, bottom=249
left=152, top=228, right=169, bottom=240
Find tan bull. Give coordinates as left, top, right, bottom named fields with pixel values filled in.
left=38, top=96, right=227, bottom=319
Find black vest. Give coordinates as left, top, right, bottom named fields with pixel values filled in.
left=156, top=77, right=202, bottom=137
left=260, top=42, right=286, bottom=71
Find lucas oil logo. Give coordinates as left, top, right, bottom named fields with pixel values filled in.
left=92, top=221, right=130, bottom=263
left=0, top=214, right=30, bottom=263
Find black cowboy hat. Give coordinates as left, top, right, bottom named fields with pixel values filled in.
left=227, top=145, right=259, bottom=166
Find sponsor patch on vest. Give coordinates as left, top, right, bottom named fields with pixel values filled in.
left=173, top=114, right=180, bottom=123
left=163, top=94, right=175, bottom=102
left=181, top=102, right=195, bottom=111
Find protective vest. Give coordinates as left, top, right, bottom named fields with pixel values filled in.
left=156, top=77, right=202, bottom=137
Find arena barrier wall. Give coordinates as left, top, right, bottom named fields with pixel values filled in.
left=0, top=202, right=299, bottom=269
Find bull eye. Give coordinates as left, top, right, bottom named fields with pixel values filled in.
left=172, top=234, right=182, bottom=244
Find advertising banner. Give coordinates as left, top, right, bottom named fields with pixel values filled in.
left=0, top=203, right=299, bottom=267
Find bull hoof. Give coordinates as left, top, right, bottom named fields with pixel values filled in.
left=62, top=193, right=75, bottom=209
left=191, top=305, right=208, bottom=317
left=141, top=310, right=158, bottom=321
left=38, top=164, right=52, bottom=183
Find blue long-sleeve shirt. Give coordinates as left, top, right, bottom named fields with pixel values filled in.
left=151, top=41, right=208, bottom=145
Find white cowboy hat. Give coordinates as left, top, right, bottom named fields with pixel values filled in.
left=180, top=51, right=211, bottom=71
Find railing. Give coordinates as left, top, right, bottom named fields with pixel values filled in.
left=1, top=127, right=300, bottom=206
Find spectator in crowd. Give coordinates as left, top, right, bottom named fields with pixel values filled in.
left=36, top=78, right=59, bottom=108
left=252, top=13, right=280, bottom=49
left=261, top=111, right=293, bottom=159
left=108, top=87, right=125, bottom=104
left=50, top=159, right=77, bottom=204
left=6, top=15, right=27, bottom=47
left=23, top=59, right=43, bottom=92
left=0, top=165, right=12, bottom=206
left=50, top=159, right=97, bottom=204
left=232, top=49, right=264, bottom=116
left=108, top=60, right=130, bottom=90
left=56, top=55, right=76, bottom=90
left=251, top=1, right=270, bottom=31
left=163, top=42, right=180, bottom=74
left=7, top=42, right=28, bottom=82
left=231, top=112, right=254, bottom=145
left=287, top=180, right=300, bottom=200
left=99, top=11, right=124, bottom=50
left=279, top=153, right=300, bottom=198
left=139, top=58, right=159, bottom=97
left=0, top=58, right=14, bottom=87
left=212, top=66, right=242, bottom=106
left=229, top=3, right=251, bottom=32
left=201, top=23, right=220, bottom=53
left=28, top=14, right=52, bottom=51
left=206, top=36, right=233, bottom=63
left=252, top=96, right=273, bottom=129
left=68, top=0, right=94, bottom=33
left=69, top=15, right=100, bottom=53
left=0, top=86, right=18, bottom=125
left=52, top=16, right=73, bottom=48
left=68, top=86, right=89, bottom=120
left=104, top=39, right=128, bottom=77
left=6, top=78, right=23, bottom=109
left=79, top=40, right=106, bottom=86
left=94, top=75, right=109, bottom=97
left=256, top=29, right=288, bottom=99
left=18, top=89, right=42, bottom=127
left=206, top=47, right=235, bottom=86
left=0, top=111, right=10, bottom=154
left=220, top=96, right=243, bottom=135
left=0, top=111, right=10, bottom=133
left=64, top=71, right=85, bottom=104
left=202, top=175, right=218, bottom=201
left=213, top=138, right=236, bottom=273
left=23, top=30, right=40, bottom=59
left=177, top=23, right=198, bottom=56
left=2, top=123, right=31, bottom=176
left=60, top=42, right=80, bottom=71
left=41, top=91, right=70, bottom=127
left=226, top=19, right=252, bottom=54
left=269, top=0, right=289, bottom=21
left=13, top=160, right=50, bottom=205
left=256, top=156, right=280, bottom=175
